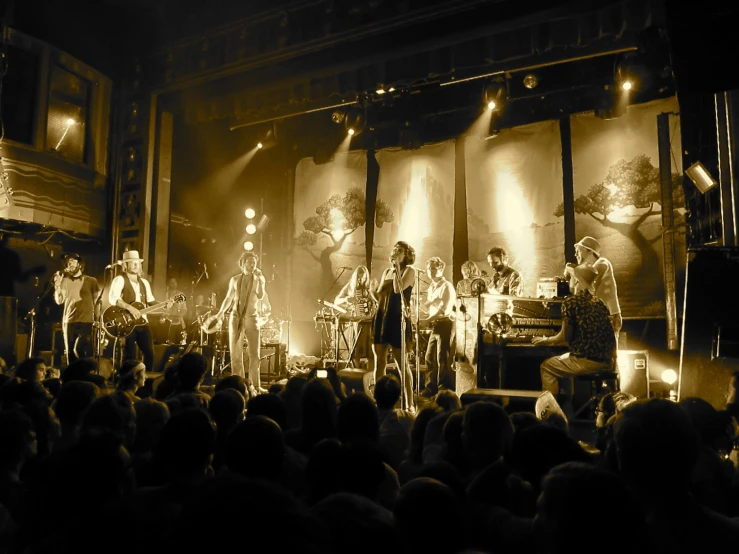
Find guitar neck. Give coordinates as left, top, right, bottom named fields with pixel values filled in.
left=139, top=300, right=169, bottom=315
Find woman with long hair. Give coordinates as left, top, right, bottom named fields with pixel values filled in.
left=372, top=241, right=417, bottom=411
left=334, top=265, right=377, bottom=316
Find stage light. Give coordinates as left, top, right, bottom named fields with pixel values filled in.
left=375, top=85, right=395, bottom=95
left=661, top=369, right=678, bottom=385
left=347, top=128, right=355, bottom=136
left=243, top=241, right=254, bottom=251
left=246, top=224, right=257, bottom=234
left=245, top=208, right=256, bottom=219
left=685, top=161, right=718, bottom=194
left=344, top=107, right=364, bottom=136
left=257, top=142, right=263, bottom=149
left=483, top=81, right=506, bottom=112
left=621, top=80, right=633, bottom=91
left=523, top=73, right=538, bottom=89
left=487, top=100, right=496, bottom=110
left=331, top=110, right=345, bottom=124
left=65, top=118, right=76, bottom=126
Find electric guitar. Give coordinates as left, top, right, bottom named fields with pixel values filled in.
left=103, top=294, right=186, bottom=338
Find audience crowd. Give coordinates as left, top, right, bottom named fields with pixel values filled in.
left=1, top=353, right=739, bottom=554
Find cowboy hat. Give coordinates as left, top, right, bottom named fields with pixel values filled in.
left=120, top=250, right=144, bottom=263
left=574, top=236, right=601, bottom=257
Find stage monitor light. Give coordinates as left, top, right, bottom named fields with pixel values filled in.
left=245, top=208, right=256, bottom=219
left=246, top=224, right=257, bottom=235
left=685, top=161, right=718, bottom=194
left=243, top=241, right=254, bottom=251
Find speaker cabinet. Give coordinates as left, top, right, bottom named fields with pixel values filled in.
left=617, top=350, right=649, bottom=398
left=679, top=249, right=739, bottom=408
left=0, top=297, right=18, bottom=367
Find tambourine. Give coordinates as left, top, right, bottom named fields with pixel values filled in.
left=201, top=314, right=223, bottom=334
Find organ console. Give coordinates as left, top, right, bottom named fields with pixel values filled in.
left=454, top=293, right=568, bottom=395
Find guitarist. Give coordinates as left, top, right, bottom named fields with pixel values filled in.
left=420, top=257, right=457, bottom=399
left=52, top=253, right=100, bottom=362
left=108, top=250, right=157, bottom=371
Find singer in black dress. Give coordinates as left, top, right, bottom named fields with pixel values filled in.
left=372, top=241, right=417, bottom=411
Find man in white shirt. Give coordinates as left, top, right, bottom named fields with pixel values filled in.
left=214, top=252, right=267, bottom=393
left=565, top=236, right=622, bottom=339
left=108, top=250, right=157, bottom=371
left=420, top=257, right=457, bottom=398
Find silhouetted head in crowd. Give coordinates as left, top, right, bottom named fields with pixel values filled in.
left=596, top=391, right=636, bottom=429
left=394, top=478, right=463, bottom=554
left=226, top=416, right=285, bottom=482
left=268, top=382, right=284, bottom=395
left=462, top=401, right=514, bottom=472
left=215, top=374, right=248, bottom=399
left=408, top=405, right=443, bottom=464
left=279, top=375, right=308, bottom=431
left=727, top=370, right=739, bottom=409
left=374, top=374, right=401, bottom=411
left=337, top=393, right=379, bottom=445
left=411, top=461, right=467, bottom=503
left=614, top=398, right=700, bottom=496
left=434, top=390, right=461, bottom=412
left=298, top=378, right=338, bottom=448
left=305, top=438, right=345, bottom=506
left=441, top=410, right=466, bottom=468
left=0, top=409, right=37, bottom=472
left=679, top=397, right=734, bottom=453
left=510, top=411, right=541, bottom=432
left=209, top=389, right=245, bottom=433
left=0, top=378, right=60, bottom=457
left=52, top=380, right=100, bottom=431
left=314, top=493, right=402, bottom=554
left=535, top=462, right=648, bottom=554
left=116, top=360, right=146, bottom=393
left=339, top=441, right=387, bottom=503
left=508, top=423, right=592, bottom=492
left=81, top=393, right=137, bottom=449
left=246, top=392, right=287, bottom=429
left=156, top=409, right=216, bottom=484
left=176, top=353, right=208, bottom=391
left=61, top=358, right=106, bottom=389
left=14, top=357, right=46, bottom=382
left=131, top=398, right=170, bottom=455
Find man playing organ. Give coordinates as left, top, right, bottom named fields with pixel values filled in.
left=486, top=246, right=522, bottom=297
left=420, top=257, right=457, bottom=398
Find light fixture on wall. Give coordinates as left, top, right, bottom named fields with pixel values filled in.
left=685, top=161, right=718, bottom=194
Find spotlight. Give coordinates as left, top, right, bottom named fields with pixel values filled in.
left=348, top=128, right=355, bottom=136
left=331, top=110, right=345, bottom=124
left=685, top=161, right=718, bottom=194
left=243, top=241, right=254, bottom=251
left=246, top=224, right=257, bottom=234
left=661, top=369, right=678, bottom=385
left=522, top=74, right=538, bottom=89
left=257, top=142, right=263, bottom=149
left=65, top=118, right=76, bottom=126
left=487, top=101, right=496, bottom=110
left=245, top=208, right=256, bottom=219
left=344, top=107, right=364, bottom=136
left=483, top=81, right=506, bottom=111
left=621, top=80, right=633, bottom=91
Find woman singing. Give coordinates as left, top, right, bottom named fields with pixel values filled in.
left=372, top=241, right=417, bottom=411
left=334, top=265, right=377, bottom=317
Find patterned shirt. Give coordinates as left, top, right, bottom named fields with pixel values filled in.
left=488, top=266, right=522, bottom=297
left=563, top=290, right=616, bottom=362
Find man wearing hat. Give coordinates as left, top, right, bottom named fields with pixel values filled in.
left=533, top=263, right=617, bottom=395
left=108, top=250, right=157, bottom=371
left=53, top=253, right=100, bottom=363
left=565, top=236, right=622, bottom=339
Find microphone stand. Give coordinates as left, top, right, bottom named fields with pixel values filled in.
left=93, top=267, right=113, bottom=371
left=24, top=280, right=55, bottom=359
left=393, top=261, right=414, bottom=411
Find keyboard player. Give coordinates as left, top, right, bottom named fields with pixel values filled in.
left=334, top=265, right=377, bottom=317
left=532, top=263, right=616, bottom=395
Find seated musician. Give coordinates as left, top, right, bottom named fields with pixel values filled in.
left=455, top=260, right=482, bottom=296
left=533, top=263, right=617, bottom=395
left=420, top=257, right=457, bottom=398
left=486, top=247, right=522, bottom=296
left=334, top=265, right=377, bottom=317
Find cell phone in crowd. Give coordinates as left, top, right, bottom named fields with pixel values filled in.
left=316, top=369, right=328, bottom=379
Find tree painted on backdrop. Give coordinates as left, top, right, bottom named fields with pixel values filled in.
left=554, top=154, right=684, bottom=302
left=296, top=187, right=394, bottom=287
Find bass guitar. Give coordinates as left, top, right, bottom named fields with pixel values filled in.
left=103, top=294, right=186, bottom=338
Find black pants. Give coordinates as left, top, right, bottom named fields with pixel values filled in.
left=424, top=319, right=455, bottom=393
left=65, top=321, right=94, bottom=362
left=123, top=324, right=155, bottom=372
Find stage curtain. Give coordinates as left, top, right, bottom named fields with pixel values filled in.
left=292, top=151, right=368, bottom=322
left=570, top=96, right=685, bottom=318
left=464, top=121, right=565, bottom=297
left=372, top=142, right=456, bottom=286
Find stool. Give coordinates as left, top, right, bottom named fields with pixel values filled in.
left=568, top=370, right=620, bottom=421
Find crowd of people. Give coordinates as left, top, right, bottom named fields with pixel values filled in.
left=1, top=350, right=739, bottom=554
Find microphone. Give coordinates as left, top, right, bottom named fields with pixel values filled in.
left=105, top=261, right=123, bottom=269
left=204, top=263, right=209, bottom=279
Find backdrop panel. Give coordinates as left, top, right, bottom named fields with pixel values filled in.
left=372, top=142, right=456, bottom=286
left=465, top=120, right=565, bottom=296
left=569, top=97, right=684, bottom=318
left=292, top=151, right=368, bottom=323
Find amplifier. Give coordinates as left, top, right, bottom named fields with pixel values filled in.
left=616, top=350, right=649, bottom=398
